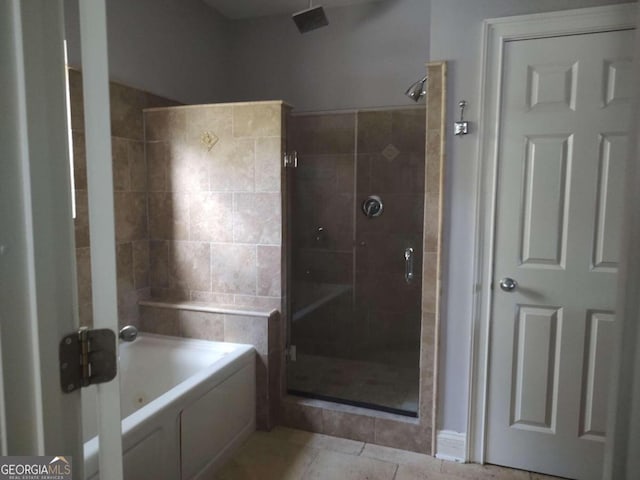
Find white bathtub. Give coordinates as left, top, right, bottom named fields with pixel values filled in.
left=82, top=333, right=256, bottom=480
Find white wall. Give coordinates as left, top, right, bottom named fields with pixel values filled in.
left=430, top=0, right=633, bottom=434
left=228, top=0, right=430, bottom=111
left=64, top=0, right=232, bottom=104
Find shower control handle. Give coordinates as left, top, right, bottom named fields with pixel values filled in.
left=362, top=195, right=384, bottom=218
left=405, top=247, right=414, bottom=284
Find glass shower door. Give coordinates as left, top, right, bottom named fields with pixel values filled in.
left=287, top=107, right=425, bottom=416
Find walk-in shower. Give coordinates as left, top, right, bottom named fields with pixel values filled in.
left=286, top=106, right=427, bottom=416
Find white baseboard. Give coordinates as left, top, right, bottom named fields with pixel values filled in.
left=435, top=430, right=467, bottom=463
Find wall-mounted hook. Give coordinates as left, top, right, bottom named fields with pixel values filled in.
left=454, top=100, right=469, bottom=136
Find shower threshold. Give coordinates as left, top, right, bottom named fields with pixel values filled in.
left=287, top=389, right=418, bottom=418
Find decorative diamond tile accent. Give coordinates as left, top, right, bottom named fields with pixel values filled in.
left=381, top=143, right=400, bottom=161
left=200, top=131, right=219, bottom=151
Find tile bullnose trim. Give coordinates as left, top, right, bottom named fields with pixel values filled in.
left=144, top=99, right=292, bottom=113
left=139, top=299, right=276, bottom=318
left=435, top=430, right=467, bottom=463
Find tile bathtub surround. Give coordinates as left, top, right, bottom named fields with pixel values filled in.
left=138, top=303, right=283, bottom=430
left=214, top=427, right=561, bottom=480
left=69, top=68, right=180, bottom=328
left=282, top=62, right=447, bottom=455
left=144, top=102, right=288, bottom=311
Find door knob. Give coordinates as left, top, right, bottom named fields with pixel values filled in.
left=499, top=277, right=518, bottom=292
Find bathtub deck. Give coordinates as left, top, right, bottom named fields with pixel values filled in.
left=213, top=427, right=565, bottom=480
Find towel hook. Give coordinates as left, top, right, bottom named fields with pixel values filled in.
left=454, top=100, right=469, bottom=136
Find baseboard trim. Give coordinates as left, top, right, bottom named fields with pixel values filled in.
left=435, top=430, right=467, bottom=463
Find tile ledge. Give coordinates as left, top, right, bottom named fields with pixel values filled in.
left=139, top=299, right=276, bottom=318
left=282, top=394, right=420, bottom=425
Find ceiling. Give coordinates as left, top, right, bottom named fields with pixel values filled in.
left=203, top=0, right=382, bottom=20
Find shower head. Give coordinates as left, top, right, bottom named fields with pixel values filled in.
left=405, top=76, right=427, bottom=102
left=292, top=1, right=328, bottom=33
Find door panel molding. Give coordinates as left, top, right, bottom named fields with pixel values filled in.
left=579, top=310, right=615, bottom=442
left=519, top=134, right=572, bottom=269
left=468, top=2, right=636, bottom=466
left=593, top=133, right=627, bottom=271
left=510, top=305, right=562, bottom=434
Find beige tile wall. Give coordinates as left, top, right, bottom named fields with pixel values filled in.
left=69, top=69, right=179, bottom=328
left=143, top=102, right=287, bottom=312
left=140, top=102, right=289, bottom=431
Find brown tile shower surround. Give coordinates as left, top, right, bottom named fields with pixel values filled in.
left=287, top=106, right=426, bottom=414
left=289, top=108, right=425, bottom=364
left=69, top=69, right=180, bottom=328
left=281, top=62, right=446, bottom=455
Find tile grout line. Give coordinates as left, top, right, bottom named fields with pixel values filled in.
left=390, top=462, right=400, bottom=480
left=299, top=445, right=322, bottom=480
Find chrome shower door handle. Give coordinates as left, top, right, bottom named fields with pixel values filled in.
left=404, top=247, right=414, bottom=284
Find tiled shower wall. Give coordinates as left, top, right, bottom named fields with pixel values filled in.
left=143, top=102, right=287, bottom=311
left=289, top=107, right=426, bottom=361
left=69, top=69, right=179, bottom=327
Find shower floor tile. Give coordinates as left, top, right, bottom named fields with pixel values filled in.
left=287, top=353, right=419, bottom=413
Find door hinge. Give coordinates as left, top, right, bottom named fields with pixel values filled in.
left=284, top=151, right=298, bottom=168
left=286, top=344, right=297, bottom=362
left=59, top=327, right=117, bottom=393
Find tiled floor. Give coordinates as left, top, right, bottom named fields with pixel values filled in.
left=214, top=427, right=564, bottom=480
left=288, top=354, right=419, bottom=413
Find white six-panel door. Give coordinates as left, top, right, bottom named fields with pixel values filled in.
left=487, top=29, right=633, bottom=479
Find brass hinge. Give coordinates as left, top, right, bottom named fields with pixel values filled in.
left=59, top=327, right=117, bottom=393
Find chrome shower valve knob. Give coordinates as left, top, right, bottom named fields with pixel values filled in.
left=362, top=195, right=384, bottom=218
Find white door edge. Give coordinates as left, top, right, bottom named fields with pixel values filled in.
left=603, top=8, right=640, bottom=479
left=0, top=0, right=82, bottom=465
left=77, top=1, right=124, bottom=479
left=467, top=2, right=637, bottom=465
